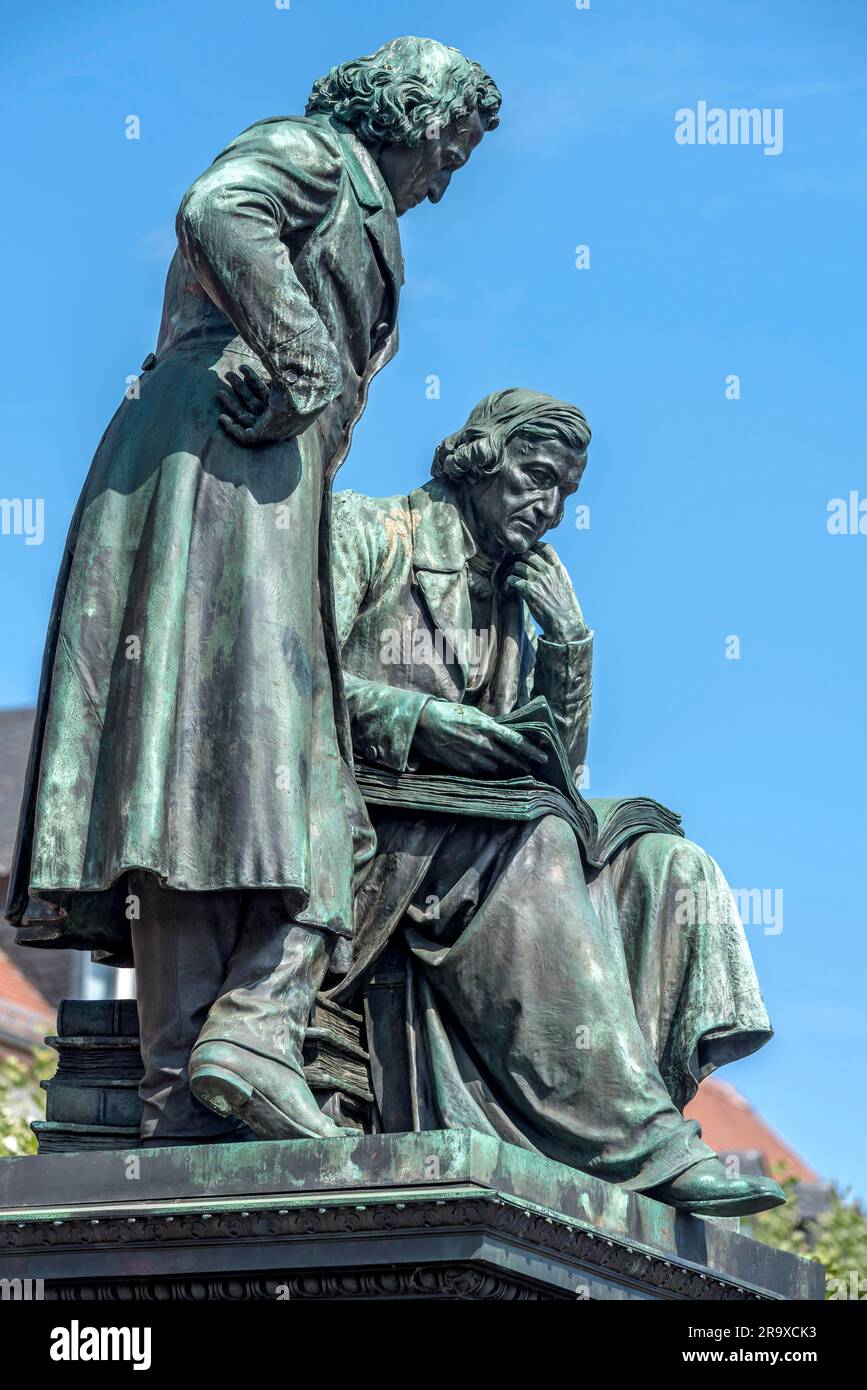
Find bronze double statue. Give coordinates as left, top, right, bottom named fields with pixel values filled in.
left=6, top=37, right=783, bottom=1216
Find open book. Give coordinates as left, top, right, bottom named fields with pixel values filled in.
left=353, top=695, right=683, bottom=869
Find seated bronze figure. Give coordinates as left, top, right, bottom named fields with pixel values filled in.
left=321, top=387, right=783, bottom=1216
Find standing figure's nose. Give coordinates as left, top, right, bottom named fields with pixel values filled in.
left=428, top=170, right=453, bottom=203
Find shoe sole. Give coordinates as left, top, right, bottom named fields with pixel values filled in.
left=191, top=1061, right=360, bottom=1142
left=667, top=1191, right=786, bottom=1217
left=190, top=1063, right=253, bottom=1118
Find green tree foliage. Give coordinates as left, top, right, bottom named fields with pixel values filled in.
left=747, top=1176, right=867, bottom=1299
left=0, top=1048, right=54, bottom=1156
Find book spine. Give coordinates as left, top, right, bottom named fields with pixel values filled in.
left=56, top=998, right=140, bottom=1038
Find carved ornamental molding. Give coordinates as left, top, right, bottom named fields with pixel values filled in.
left=1, top=1194, right=770, bottom=1301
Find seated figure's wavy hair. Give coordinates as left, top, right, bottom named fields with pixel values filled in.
left=432, top=390, right=591, bottom=496
left=306, top=36, right=502, bottom=148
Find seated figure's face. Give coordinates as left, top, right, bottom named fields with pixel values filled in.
left=466, top=434, right=586, bottom=558
left=373, top=112, right=486, bottom=215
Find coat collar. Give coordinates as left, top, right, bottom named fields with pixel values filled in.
left=409, top=479, right=477, bottom=574
left=328, top=120, right=392, bottom=210
left=326, top=119, right=406, bottom=291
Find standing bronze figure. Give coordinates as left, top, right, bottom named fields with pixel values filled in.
left=6, top=38, right=500, bottom=1144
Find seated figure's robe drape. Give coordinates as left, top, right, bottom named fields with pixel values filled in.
left=328, top=482, right=772, bottom=1184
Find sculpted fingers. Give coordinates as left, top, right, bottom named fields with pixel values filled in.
left=518, top=735, right=548, bottom=767
left=531, top=542, right=563, bottom=568
left=219, top=414, right=261, bottom=445
left=239, top=364, right=270, bottom=404
left=475, top=754, right=506, bottom=775
left=224, top=370, right=265, bottom=415
left=490, top=753, right=533, bottom=777
left=523, top=550, right=551, bottom=573
left=216, top=390, right=257, bottom=428
left=489, top=725, right=546, bottom=766
left=487, top=723, right=525, bottom=753
left=485, top=739, right=544, bottom=776
left=479, top=727, right=545, bottom=773
left=503, top=574, right=533, bottom=601
left=505, top=560, right=536, bottom=581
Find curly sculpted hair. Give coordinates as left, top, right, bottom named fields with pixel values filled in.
left=432, top=389, right=591, bottom=488
left=306, top=36, right=502, bottom=148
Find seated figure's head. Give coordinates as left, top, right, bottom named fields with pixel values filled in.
left=306, top=37, right=501, bottom=215
left=432, top=389, right=591, bottom=557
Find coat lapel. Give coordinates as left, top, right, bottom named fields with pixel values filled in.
left=409, top=482, right=475, bottom=686
left=331, top=123, right=405, bottom=307
left=414, top=570, right=473, bottom=683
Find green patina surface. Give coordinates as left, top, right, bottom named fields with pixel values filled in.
left=2, top=36, right=791, bottom=1234
left=0, top=1130, right=822, bottom=1299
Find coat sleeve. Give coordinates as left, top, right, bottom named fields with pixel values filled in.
left=524, top=615, right=594, bottom=775
left=332, top=494, right=433, bottom=772
left=176, top=120, right=343, bottom=411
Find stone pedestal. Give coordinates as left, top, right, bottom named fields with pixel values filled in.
left=0, top=1130, right=822, bottom=1301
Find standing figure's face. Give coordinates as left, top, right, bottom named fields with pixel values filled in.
left=372, top=111, right=486, bottom=215
left=461, top=435, right=586, bottom=558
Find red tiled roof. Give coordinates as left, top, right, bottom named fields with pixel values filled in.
left=685, top=1077, right=818, bottom=1183
left=0, top=943, right=54, bottom=1047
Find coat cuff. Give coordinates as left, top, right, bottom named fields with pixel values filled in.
left=350, top=685, right=433, bottom=772
left=270, top=320, right=343, bottom=411
left=536, top=630, right=593, bottom=688
left=534, top=631, right=594, bottom=765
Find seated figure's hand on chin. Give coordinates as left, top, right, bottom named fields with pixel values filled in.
left=502, top=543, right=590, bottom=644
left=412, top=700, right=546, bottom=778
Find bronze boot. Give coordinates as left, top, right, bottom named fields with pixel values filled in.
left=189, top=1040, right=353, bottom=1140
left=646, top=1158, right=786, bottom=1216
left=190, top=924, right=359, bottom=1141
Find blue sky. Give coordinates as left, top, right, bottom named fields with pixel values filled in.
left=2, top=1, right=865, bottom=1194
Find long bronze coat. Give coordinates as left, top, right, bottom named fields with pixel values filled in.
left=7, top=113, right=403, bottom=957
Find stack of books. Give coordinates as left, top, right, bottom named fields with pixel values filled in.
left=304, top=996, right=375, bottom=1132
left=34, top=998, right=143, bottom=1152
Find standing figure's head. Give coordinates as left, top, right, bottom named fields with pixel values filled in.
left=306, top=36, right=501, bottom=215
left=432, top=389, right=591, bottom=558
